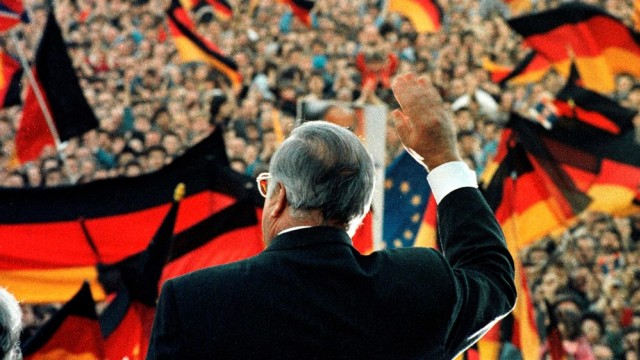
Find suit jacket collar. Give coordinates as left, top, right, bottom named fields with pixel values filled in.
left=264, top=226, right=352, bottom=252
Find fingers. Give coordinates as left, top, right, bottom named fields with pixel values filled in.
left=391, top=108, right=409, bottom=132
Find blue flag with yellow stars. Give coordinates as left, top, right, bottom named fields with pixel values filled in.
left=383, top=151, right=431, bottom=249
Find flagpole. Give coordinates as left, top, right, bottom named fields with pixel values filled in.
left=9, top=29, right=62, bottom=148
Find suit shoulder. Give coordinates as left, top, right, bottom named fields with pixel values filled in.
left=168, top=255, right=260, bottom=289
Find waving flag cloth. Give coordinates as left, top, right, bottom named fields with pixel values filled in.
left=508, top=111, right=640, bottom=216
left=0, top=50, right=22, bottom=108
left=480, top=124, right=584, bottom=249
left=21, top=282, right=104, bottom=359
left=0, top=130, right=260, bottom=303
left=497, top=51, right=552, bottom=87
left=553, top=64, right=637, bottom=136
left=279, top=0, right=316, bottom=26
left=507, top=3, right=640, bottom=93
left=166, top=0, right=242, bottom=90
left=98, top=184, right=184, bottom=360
left=206, top=0, right=233, bottom=20
left=382, top=150, right=430, bottom=249
left=0, top=0, right=26, bottom=32
left=179, top=0, right=233, bottom=20
left=14, top=10, right=98, bottom=164
left=482, top=56, right=514, bottom=85
left=388, top=0, right=442, bottom=33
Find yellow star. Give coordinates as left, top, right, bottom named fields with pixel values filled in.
left=411, top=195, right=422, bottom=206
left=385, top=179, right=393, bottom=190
left=399, top=181, right=410, bottom=193
left=393, top=239, right=403, bottom=248
left=411, top=213, right=421, bottom=223
left=403, top=229, right=414, bottom=240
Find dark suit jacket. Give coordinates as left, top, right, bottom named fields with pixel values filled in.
left=147, top=188, right=516, bottom=359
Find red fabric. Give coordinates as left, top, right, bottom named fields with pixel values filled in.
left=355, top=51, right=399, bottom=89
left=14, top=79, right=55, bottom=164
left=104, top=302, right=155, bottom=360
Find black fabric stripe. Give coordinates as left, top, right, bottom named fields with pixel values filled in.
left=99, top=289, right=132, bottom=338
left=0, top=130, right=248, bottom=223
left=509, top=114, right=592, bottom=214
left=169, top=199, right=259, bottom=261
left=500, top=51, right=537, bottom=86
left=166, top=3, right=239, bottom=70
left=507, top=3, right=611, bottom=37
left=293, top=0, right=316, bottom=12
left=2, top=67, right=22, bottom=107
left=510, top=112, right=640, bottom=167
left=555, top=81, right=636, bottom=135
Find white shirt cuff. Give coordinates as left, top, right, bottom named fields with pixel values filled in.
left=427, top=161, right=478, bottom=204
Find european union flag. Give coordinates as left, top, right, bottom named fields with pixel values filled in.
left=383, top=151, right=431, bottom=249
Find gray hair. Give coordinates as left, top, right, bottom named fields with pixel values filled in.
left=0, top=288, right=21, bottom=360
left=268, top=121, right=375, bottom=234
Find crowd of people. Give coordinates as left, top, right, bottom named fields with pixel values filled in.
left=0, top=0, right=639, bottom=358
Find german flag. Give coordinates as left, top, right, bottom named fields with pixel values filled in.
left=160, top=199, right=264, bottom=283
left=205, top=0, right=233, bottom=20
left=166, top=0, right=241, bottom=90
left=508, top=253, right=541, bottom=360
left=98, top=185, right=183, bottom=360
left=0, top=0, right=25, bottom=32
left=507, top=3, right=640, bottom=93
left=14, top=10, right=98, bottom=164
left=480, top=129, right=580, bottom=249
left=0, top=50, right=22, bottom=108
left=0, top=130, right=259, bottom=304
left=482, top=56, right=513, bottom=85
left=553, top=64, right=637, bottom=136
left=280, top=0, right=316, bottom=27
left=499, top=51, right=551, bottom=87
left=388, top=0, right=442, bottom=33
left=21, top=282, right=104, bottom=359
left=509, top=112, right=640, bottom=216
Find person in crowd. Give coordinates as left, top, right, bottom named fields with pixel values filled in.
left=0, top=287, right=21, bottom=360
left=146, top=73, right=516, bottom=358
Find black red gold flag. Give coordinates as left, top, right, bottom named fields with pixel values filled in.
left=97, top=185, right=184, bottom=360
left=498, top=51, right=551, bottom=87
left=553, top=64, right=637, bottom=136
left=509, top=112, right=640, bottom=216
left=166, top=0, right=242, bottom=89
left=0, top=130, right=257, bottom=303
left=482, top=56, right=513, bottom=85
left=21, top=282, right=104, bottom=359
left=0, top=50, right=22, bottom=108
left=507, top=3, right=640, bottom=93
left=387, top=0, right=442, bottom=33
left=280, top=0, right=316, bottom=27
left=14, top=10, right=98, bottom=164
left=205, top=0, right=233, bottom=20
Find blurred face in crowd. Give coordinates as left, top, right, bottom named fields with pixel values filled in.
left=581, top=318, right=602, bottom=344
left=575, top=236, right=597, bottom=265
left=600, top=230, right=622, bottom=254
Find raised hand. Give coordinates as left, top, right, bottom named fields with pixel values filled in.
left=391, top=72, right=461, bottom=171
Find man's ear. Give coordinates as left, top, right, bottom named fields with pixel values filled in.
left=270, top=183, right=287, bottom=218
